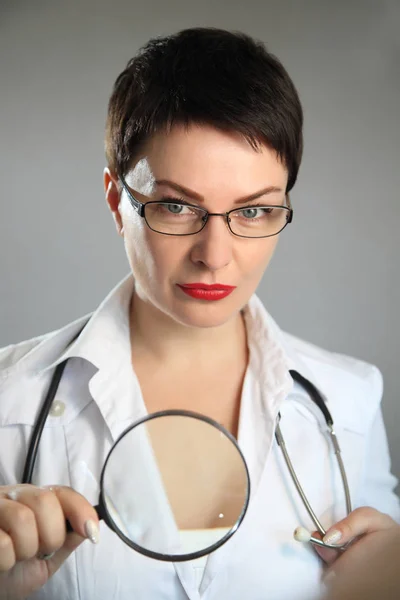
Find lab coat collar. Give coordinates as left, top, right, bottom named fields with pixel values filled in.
left=281, top=335, right=329, bottom=402
left=39, top=274, right=134, bottom=376
left=0, top=275, right=325, bottom=433
left=243, top=294, right=326, bottom=413
left=27, top=275, right=319, bottom=409
left=0, top=275, right=137, bottom=432
left=40, top=275, right=143, bottom=438
left=241, top=295, right=293, bottom=421
left=0, top=275, right=133, bottom=383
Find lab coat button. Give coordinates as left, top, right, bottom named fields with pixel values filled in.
left=49, top=400, right=65, bottom=417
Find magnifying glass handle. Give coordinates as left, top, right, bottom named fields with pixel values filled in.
left=66, top=504, right=105, bottom=533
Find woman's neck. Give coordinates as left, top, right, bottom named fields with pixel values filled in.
left=129, top=291, right=247, bottom=369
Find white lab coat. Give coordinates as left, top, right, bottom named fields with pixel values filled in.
left=0, top=275, right=398, bottom=600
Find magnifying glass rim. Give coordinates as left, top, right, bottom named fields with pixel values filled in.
left=98, top=408, right=251, bottom=562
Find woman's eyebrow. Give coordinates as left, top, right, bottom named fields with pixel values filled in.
left=155, top=179, right=283, bottom=204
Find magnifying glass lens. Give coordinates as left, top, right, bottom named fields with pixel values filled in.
left=99, top=412, right=249, bottom=561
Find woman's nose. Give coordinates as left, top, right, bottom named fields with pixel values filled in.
left=190, top=214, right=234, bottom=271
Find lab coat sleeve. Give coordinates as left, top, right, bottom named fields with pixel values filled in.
left=356, top=367, right=400, bottom=522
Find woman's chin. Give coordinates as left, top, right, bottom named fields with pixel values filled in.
left=171, top=304, right=240, bottom=329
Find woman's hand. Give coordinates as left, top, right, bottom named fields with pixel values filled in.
left=310, top=506, right=399, bottom=598
left=0, top=484, right=99, bottom=600
left=313, top=506, right=397, bottom=566
left=323, top=524, right=400, bottom=600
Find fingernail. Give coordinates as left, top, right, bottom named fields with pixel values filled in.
left=6, top=489, right=19, bottom=500
left=323, top=529, right=342, bottom=544
left=84, top=519, right=99, bottom=544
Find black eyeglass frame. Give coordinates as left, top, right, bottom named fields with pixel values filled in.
left=119, top=176, right=293, bottom=239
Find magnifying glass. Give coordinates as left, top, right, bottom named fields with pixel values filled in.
left=69, top=410, right=250, bottom=562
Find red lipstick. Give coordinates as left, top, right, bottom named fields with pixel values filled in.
left=177, top=283, right=236, bottom=301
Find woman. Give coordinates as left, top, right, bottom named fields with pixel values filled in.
left=0, top=27, right=398, bottom=600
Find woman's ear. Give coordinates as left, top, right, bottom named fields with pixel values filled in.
left=104, top=168, right=124, bottom=235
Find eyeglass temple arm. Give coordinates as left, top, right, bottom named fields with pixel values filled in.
left=119, top=177, right=145, bottom=217
left=286, top=194, right=293, bottom=224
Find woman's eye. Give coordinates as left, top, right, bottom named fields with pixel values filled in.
left=166, top=203, right=185, bottom=214
left=158, top=199, right=195, bottom=215
left=242, top=208, right=258, bottom=219
left=240, top=207, right=272, bottom=219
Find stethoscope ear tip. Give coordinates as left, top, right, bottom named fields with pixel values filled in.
left=293, top=526, right=312, bottom=542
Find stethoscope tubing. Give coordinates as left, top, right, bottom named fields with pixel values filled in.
left=277, top=370, right=352, bottom=551
left=275, top=419, right=328, bottom=536
left=22, top=360, right=68, bottom=484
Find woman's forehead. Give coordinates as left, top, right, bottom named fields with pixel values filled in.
left=127, top=124, right=288, bottom=197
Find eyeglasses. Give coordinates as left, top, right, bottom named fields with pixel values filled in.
left=119, top=176, right=293, bottom=239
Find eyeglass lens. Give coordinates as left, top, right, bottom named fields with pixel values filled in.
left=144, top=202, right=289, bottom=237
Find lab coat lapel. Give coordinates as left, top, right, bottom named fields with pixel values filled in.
left=88, top=357, right=148, bottom=443
left=197, top=408, right=277, bottom=596
left=197, top=336, right=292, bottom=595
left=173, top=562, right=201, bottom=600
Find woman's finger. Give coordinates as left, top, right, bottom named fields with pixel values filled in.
left=0, top=498, right=39, bottom=562
left=0, top=484, right=99, bottom=570
left=310, top=531, right=339, bottom=566
left=42, top=531, right=89, bottom=579
left=1, top=484, right=100, bottom=544
left=322, top=507, right=396, bottom=547
left=0, top=528, right=16, bottom=571
left=37, top=485, right=102, bottom=580
left=4, top=486, right=67, bottom=556
left=49, top=486, right=100, bottom=543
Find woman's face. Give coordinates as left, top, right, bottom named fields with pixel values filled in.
left=106, top=124, right=289, bottom=329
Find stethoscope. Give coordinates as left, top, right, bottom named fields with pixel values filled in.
left=21, top=332, right=352, bottom=552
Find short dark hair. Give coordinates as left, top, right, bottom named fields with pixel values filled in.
left=105, top=27, right=303, bottom=192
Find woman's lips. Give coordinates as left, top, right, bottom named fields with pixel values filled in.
left=177, top=283, right=236, bottom=301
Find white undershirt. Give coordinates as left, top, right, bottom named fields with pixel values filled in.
left=180, top=529, right=230, bottom=589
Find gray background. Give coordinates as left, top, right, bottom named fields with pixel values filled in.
left=1, top=1, right=399, bottom=486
